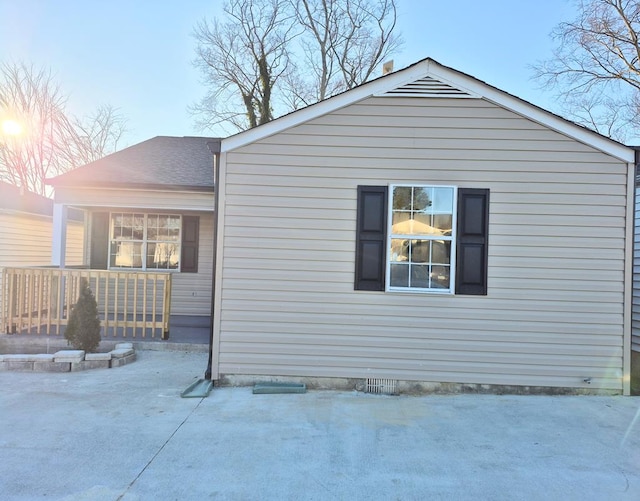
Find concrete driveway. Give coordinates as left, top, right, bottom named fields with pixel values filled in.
left=1, top=350, right=639, bottom=500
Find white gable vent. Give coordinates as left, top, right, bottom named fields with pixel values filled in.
left=378, top=76, right=475, bottom=98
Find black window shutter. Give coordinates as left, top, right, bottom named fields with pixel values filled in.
left=455, top=188, right=490, bottom=295
left=90, top=212, right=109, bottom=270
left=355, top=186, right=388, bottom=291
left=181, top=216, right=199, bottom=273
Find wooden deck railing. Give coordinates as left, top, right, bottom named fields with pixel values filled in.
left=1, top=267, right=172, bottom=339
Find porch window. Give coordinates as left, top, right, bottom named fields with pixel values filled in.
left=109, top=213, right=181, bottom=271
left=388, top=185, right=456, bottom=293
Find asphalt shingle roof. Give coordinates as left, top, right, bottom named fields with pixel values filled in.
left=47, top=136, right=220, bottom=191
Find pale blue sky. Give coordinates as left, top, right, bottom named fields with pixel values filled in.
left=0, top=0, right=576, bottom=146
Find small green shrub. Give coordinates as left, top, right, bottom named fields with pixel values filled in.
left=65, top=278, right=101, bottom=352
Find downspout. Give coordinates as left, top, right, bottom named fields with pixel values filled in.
left=205, top=139, right=222, bottom=380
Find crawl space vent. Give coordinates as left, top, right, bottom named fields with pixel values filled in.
left=365, top=378, right=398, bottom=395
left=379, top=76, right=473, bottom=98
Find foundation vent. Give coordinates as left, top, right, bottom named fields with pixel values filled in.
left=379, top=76, right=474, bottom=98
left=365, top=378, right=398, bottom=395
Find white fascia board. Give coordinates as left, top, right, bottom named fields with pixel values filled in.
left=428, top=63, right=635, bottom=163
left=221, top=61, right=435, bottom=153
left=222, top=57, right=635, bottom=163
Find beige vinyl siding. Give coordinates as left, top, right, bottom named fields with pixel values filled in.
left=633, top=186, right=640, bottom=352
left=0, top=212, right=84, bottom=267
left=65, top=220, right=85, bottom=266
left=218, top=96, right=630, bottom=391
left=0, top=213, right=84, bottom=323
left=171, top=212, right=214, bottom=316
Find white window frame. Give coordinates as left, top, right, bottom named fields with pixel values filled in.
left=386, top=184, right=457, bottom=294
left=108, top=212, right=182, bottom=272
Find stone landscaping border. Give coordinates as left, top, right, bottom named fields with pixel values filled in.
left=0, top=343, right=136, bottom=372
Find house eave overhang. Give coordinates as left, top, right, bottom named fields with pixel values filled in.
left=221, top=58, right=635, bottom=164
left=47, top=181, right=214, bottom=193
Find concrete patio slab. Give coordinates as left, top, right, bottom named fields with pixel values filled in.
left=1, top=350, right=639, bottom=500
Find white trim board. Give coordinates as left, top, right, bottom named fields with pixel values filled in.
left=221, top=57, right=634, bottom=163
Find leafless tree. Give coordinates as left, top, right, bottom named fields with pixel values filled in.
left=533, top=0, right=640, bottom=141
left=192, top=0, right=402, bottom=132
left=0, top=62, right=126, bottom=195
left=192, top=0, right=297, bottom=132
left=288, top=0, right=402, bottom=107
left=65, top=105, right=127, bottom=168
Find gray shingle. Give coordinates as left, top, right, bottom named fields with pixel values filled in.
left=47, top=136, right=220, bottom=190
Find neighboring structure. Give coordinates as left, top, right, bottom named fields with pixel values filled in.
left=46, top=136, right=219, bottom=319
left=211, top=58, right=636, bottom=394
left=0, top=181, right=84, bottom=294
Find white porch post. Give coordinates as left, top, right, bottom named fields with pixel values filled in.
left=52, top=203, right=67, bottom=268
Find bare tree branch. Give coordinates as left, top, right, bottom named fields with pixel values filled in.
left=533, top=0, right=640, bottom=140
left=191, top=0, right=296, bottom=131
left=192, top=0, right=402, bottom=131
left=0, top=62, right=127, bottom=195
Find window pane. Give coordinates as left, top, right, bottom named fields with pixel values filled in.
left=390, top=238, right=408, bottom=262
left=147, top=243, right=180, bottom=270
left=393, top=187, right=412, bottom=210
left=390, top=263, right=409, bottom=287
left=432, top=241, right=451, bottom=265
left=432, top=187, right=454, bottom=213
left=433, top=214, right=452, bottom=233
left=111, top=214, right=123, bottom=239
left=411, top=213, right=441, bottom=235
left=166, top=216, right=180, bottom=242
left=111, top=213, right=145, bottom=241
left=391, top=211, right=411, bottom=228
left=110, top=241, right=143, bottom=268
left=410, top=264, right=430, bottom=288
left=132, top=215, right=144, bottom=240
left=431, top=265, right=450, bottom=289
left=410, top=240, right=431, bottom=263
left=412, top=187, right=433, bottom=212
left=147, top=215, right=159, bottom=240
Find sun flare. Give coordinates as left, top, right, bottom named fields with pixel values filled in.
left=1, top=119, right=23, bottom=136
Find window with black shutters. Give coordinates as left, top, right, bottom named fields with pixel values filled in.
left=355, top=185, right=489, bottom=295
left=91, top=212, right=200, bottom=273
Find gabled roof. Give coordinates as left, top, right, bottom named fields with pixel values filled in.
left=47, top=136, right=221, bottom=191
left=0, top=181, right=83, bottom=220
left=221, top=57, right=634, bottom=163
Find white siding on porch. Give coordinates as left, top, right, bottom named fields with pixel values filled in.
left=172, top=212, right=214, bottom=316
left=218, top=96, right=630, bottom=391
left=54, top=187, right=214, bottom=211
left=0, top=212, right=84, bottom=323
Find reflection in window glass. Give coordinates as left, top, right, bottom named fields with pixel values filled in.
left=388, top=186, right=455, bottom=292
left=109, top=213, right=181, bottom=271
